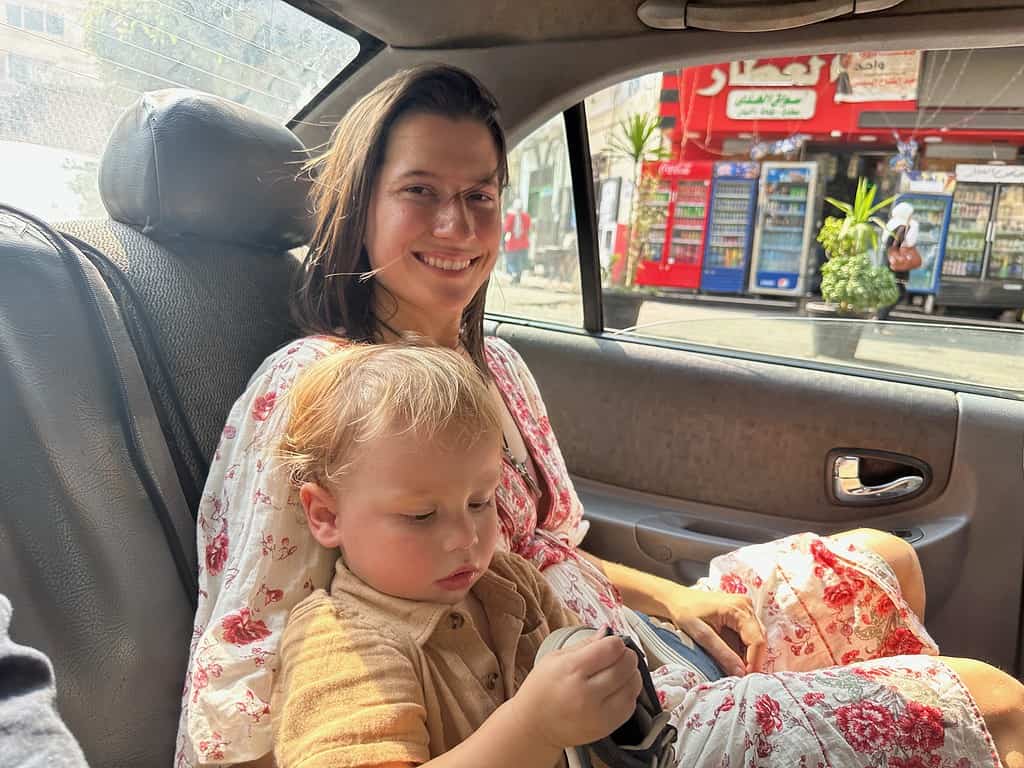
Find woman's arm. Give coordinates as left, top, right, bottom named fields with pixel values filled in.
left=578, top=549, right=766, bottom=676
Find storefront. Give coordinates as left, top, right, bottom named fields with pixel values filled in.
left=639, top=50, right=1024, bottom=310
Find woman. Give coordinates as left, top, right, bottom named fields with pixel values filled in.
left=877, top=201, right=920, bottom=322
left=176, top=66, right=1022, bottom=767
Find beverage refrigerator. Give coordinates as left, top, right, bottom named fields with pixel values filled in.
left=938, top=164, right=1024, bottom=309
left=748, top=162, right=821, bottom=296
left=699, top=161, right=760, bottom=294
left=634, top=161, right=713, bottom=290
left=890, top=192, right=952, bottom=296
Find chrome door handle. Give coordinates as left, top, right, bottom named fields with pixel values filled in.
left=833, top=456, right=923, bottom=503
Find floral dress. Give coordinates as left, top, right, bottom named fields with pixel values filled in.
left=175, top=335, right=1000, bottom=768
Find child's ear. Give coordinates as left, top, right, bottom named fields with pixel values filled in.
left=299, top=482, right=344, bottom=549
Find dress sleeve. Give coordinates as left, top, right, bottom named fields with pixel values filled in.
left=485, top=338, right=590, bottom=549
left=179, top=336, right=345, bottom=765
left=272, top=597, right=429, bottom=768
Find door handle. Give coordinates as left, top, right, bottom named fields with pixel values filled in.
left=833, top=456, right=923, bottom=503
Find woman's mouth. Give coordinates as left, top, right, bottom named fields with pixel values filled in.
left=415, top=252, right=478, bottom=273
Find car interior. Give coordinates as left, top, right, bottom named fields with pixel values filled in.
left=2, top=1, right=1024, bottom=766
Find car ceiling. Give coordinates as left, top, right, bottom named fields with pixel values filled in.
left=290, top=0, right=1024, bottom=153
left=307, top=0, right=1024, bottom=48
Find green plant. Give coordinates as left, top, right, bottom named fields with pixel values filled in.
left=608, top=113, right=668, bottom=287
left=817, top=179, right=899, bottom=313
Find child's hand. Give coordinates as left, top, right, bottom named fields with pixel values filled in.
left=513, top=630, right=642, bottom=749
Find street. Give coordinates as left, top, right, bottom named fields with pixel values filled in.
left=487, top=272, right=1024, bottom=394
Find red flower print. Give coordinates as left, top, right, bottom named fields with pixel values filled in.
left=810, top=538, right=839, bottom=569
left=803, top=692, right=826, bottom=707
left=755, top=694, right=783, bottom=736
left=873, top=594, right=895, bottom=617
left=222, top=425, right=237, bottom=440
left=823, top=580, right=859, bottom=609
left=221, top=608, right=271, bottom=646
left=719, top=573, right=748, bottom=594
left=835, top=700, right=896, bottom=753
left=714, top=695, right=735, bottom=716
left=259, top=584, right=284, bottom=606
left=880, top=627, right=925, bottom=657
left=251, top=391, right=277, bottom=421
left=897, top=701, right=945, bottom=752
left=204, top=520, right=229, bottom=575
left=841, top=650, right=863, bottom=665
left=756, top=737, right=773, bottom=758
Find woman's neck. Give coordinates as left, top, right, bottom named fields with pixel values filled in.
left=374, top=299, right=462, bottom=349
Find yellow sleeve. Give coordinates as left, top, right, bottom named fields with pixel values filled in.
left=272, top=596, right=429, bottom=768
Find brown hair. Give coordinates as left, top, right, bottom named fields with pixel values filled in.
left=279, top=342, right=503, bottom=488
left=293, top=64, right=508, bottom=375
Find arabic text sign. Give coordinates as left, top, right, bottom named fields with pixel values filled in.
left=833, top=51, right=920, bottom=103
left=956, top=164, right=1024, bottom=185
left=726, top=89, right=816, bottom=121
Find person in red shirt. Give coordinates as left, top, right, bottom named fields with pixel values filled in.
left=503, top=198, right=531, bottom=284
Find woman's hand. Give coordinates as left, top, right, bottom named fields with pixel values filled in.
left=661, top=586, right=767, bottom=677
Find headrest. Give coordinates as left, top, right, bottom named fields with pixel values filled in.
left=99, top=89, right=312, bottom=250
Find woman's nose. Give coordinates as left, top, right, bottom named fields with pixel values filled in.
left=433, top=195, right=474, bottom=240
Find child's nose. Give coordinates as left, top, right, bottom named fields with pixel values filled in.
left=444, top=512, right=479, bottom=552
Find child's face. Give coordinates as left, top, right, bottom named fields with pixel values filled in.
left=307, top=426, right=502, bottom=604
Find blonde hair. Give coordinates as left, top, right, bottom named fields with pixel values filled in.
left=280, top=342, right=503, bottom=487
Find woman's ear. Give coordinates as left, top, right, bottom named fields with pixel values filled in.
left=299, top=482, right=344, bottom=549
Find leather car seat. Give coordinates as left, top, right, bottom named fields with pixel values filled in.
left=0, top=89, right=310, bottom=767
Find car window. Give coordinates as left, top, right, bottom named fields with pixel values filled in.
left=0, top=0, right=359, bottom=220
left=567, top=47, right=1024, bottom=398
left=485, top=113, right=584, bottom=327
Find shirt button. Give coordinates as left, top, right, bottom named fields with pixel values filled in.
left=485, top=672, right=500, bottom=690
left=448, top=612, right=465, bottom=630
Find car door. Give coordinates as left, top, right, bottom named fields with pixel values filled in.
left=483, top=58, right=1024, bottom=678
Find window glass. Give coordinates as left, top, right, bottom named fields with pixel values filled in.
left=485, top=114, right=584, bottom=327
left=45, top=12, right=63, bottom=36
left=0, top=0, right=360, bottom=220
left=583, top=48, right=1024, bottom=397
left=22, top=5, right=41, bottom=31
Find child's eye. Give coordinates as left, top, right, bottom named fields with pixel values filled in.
left=409, top=510, right=435, bottom=522
left=469, top=497, right=494, bottom=512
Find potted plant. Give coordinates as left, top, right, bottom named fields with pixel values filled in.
left=807, top=178, right=899, bottom=358
left=602, top=113, right=667, bottom=329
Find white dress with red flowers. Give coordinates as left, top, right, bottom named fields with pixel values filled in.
left=175, top=335, right=999, bottom=767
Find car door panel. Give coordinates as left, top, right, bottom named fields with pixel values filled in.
left=493, top=322, right=1024, bottom=675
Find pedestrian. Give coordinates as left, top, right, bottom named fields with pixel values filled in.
left=877, top=200, right=921, bottom=321
left=503, top=198, right=531, bottom=284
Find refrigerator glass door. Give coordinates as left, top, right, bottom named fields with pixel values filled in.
left=755, top=166, right=811, bottom=290
left=943, top=183, right=993, bottom=279
left=705, top=179, right=753, bottom=271
left=986, top=184, right=1024, bottom=280
left=905, top=195, right=949, bottom=293
left=669, top=180, right=707, bottom=265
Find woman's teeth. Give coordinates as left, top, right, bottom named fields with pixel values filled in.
left=419, top=254, right=473, bottom=271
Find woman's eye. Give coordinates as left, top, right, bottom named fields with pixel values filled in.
left=468, top=191, right=496, bottom=204
left=405, top=185, right=433, bottom=196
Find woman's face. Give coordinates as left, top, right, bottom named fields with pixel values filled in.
left=364, top=112, right=502, bottom=324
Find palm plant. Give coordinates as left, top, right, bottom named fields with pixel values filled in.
left=608, top=112, right=668, bottom=287
left=817, top=178, right=899, bottom=313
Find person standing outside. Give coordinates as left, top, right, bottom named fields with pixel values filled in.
left=503, top=198, right=531, bottom=284
left=877, top=201, right=920, bottom=321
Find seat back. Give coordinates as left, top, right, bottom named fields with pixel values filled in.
left=0, top=90, right=311, bottom=767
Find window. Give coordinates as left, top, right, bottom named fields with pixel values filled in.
left=0, top=0, right=360, bottom=221
left=44, top=12, right=62, bottom=36
left=22, top=5, right=41, bottom=31
left=576, top=49, right=1024, bottom=397
left=485, top=114, right=584, bottom=328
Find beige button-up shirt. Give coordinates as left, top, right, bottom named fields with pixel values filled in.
left=272, top=551, right=578, bottom=767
